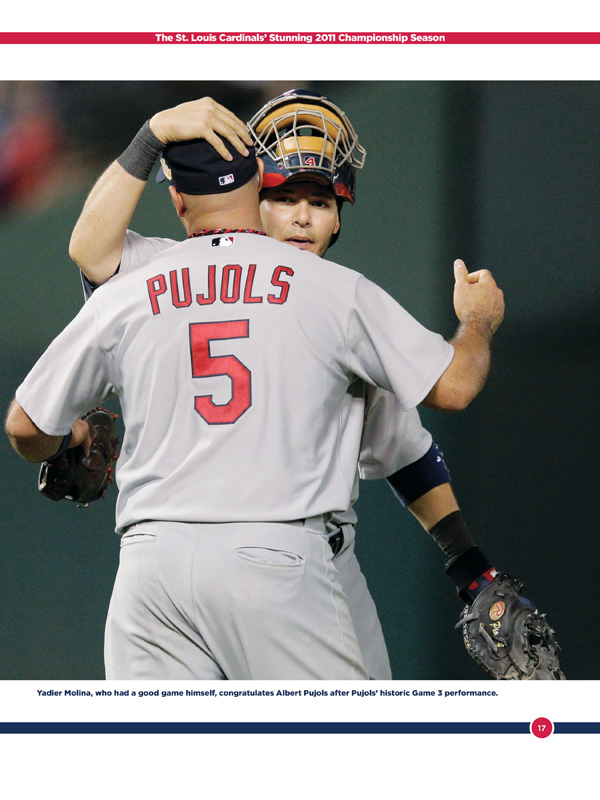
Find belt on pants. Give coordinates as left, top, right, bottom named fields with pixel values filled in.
left=122, top=516, right=345, bottom=554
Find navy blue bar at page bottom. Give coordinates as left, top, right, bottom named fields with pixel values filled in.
left=0, top=722, right=535, bottom=734
left=0, top=722, right=597, bottom=734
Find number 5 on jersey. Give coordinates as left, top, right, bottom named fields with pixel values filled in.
left=189, top=320, right=251, bottom=424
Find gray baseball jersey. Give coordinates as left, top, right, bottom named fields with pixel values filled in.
left=104, top=231, right=433, bottom=539
left=22, top=230, right=452, bottom=679
left=100, top=230, right=435, bottom=484
left=29, top=231, right=452, bottom=533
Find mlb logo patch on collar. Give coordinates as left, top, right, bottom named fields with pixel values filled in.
left=212, top=236, right=235, bottom=247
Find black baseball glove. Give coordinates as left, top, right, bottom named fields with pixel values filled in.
left=38, top=407, right=120, bottom=506
left=456, top=572, right=565, bottom=680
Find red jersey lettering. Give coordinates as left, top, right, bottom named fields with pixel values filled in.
left=221, top=264, right=242, bottom=303
left=147, top=274, right=167, bottom=315
left=243, top=264, right=263, bottom=304
left=268, top=266, right=294, bottom=304
left=170, top=268, right=192, bottom=308
left=196, top=265, right=216, bottom=305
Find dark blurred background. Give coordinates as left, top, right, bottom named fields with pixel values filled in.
left=0, top=80, right=598, bottom=680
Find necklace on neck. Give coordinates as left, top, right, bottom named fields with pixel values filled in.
left=188, top=228, right=269, bottom=239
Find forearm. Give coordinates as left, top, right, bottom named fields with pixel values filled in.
left=425, top=505, right=496, bottom=600
left=6, top=400, right=64, bottom=461
left=407, top=482, right=460, bottom=531
left=384, top=446, right=494, bottom=596
left=5, top=400, right=88, bottom=463
left=422, top=502, right=496, bottom=599
left=450, top=314, right=493, bottom=399
left=69, top=120, right=164, bottom=285
left=69, top=161, right=147, bottom=285
left=422, top=316, right=492, bottom=412
left=386, top=451, right=472, bottom=559
left=422, top=259, right=503, bottom=412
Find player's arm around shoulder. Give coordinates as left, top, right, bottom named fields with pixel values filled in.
left=423, top=260, right=504, bottom=412
left=69, top=97, right=252, bottom=288
left=69, top=161, right=149, bottom=287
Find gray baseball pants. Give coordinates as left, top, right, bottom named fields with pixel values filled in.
left=104, top=517, right=390, bottom=680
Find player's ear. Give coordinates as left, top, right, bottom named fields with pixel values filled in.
left=169, top=185, right=186, bottom=218
left=256, top=158, right=264, bottom=192
left=333, top=209, right=341, bottom=237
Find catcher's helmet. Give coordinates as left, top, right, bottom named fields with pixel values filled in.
left=248, top=88, right=366, bottom=205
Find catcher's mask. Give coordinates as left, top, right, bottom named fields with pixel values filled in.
left=248, top=88, right=366, bottom=206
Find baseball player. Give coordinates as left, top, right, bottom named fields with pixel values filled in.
left=63, top=90, right=502, bottom=679
left=6, top=125, right=504, bottom=679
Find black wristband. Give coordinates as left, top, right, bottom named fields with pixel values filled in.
left=428, top=510, right=476, bottom=565
left=46, top=431, right=73, bottom=463
left=444, top=546, right=494, bottom=594
left=117, top=120, right=164, bottom=181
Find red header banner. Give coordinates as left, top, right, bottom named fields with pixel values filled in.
left=0, top=32, right=599, bottom=45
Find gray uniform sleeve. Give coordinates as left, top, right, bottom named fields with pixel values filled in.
left=358, top=388, right=433, bottom=480
left=347, top=275, right=454, bottom=411
left=15, top=297, right=115, bottom=436
left=119, top=230, right=178, bottom=274
left=80, top=230, right=178, bottom=301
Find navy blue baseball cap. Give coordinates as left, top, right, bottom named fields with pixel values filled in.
left=156, top=136, right=258, bottom=195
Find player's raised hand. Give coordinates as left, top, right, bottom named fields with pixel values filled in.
left=453, top=259, right=504, bottom=335
left=149, top=97, right=254, bottom=161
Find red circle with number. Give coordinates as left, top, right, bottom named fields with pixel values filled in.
left=530, top=717, right=553, bottom=738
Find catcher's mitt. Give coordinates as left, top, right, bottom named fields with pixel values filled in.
left=457, top=572, right=565, bottom=680
left=38, top=407, right=120, bottom=506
